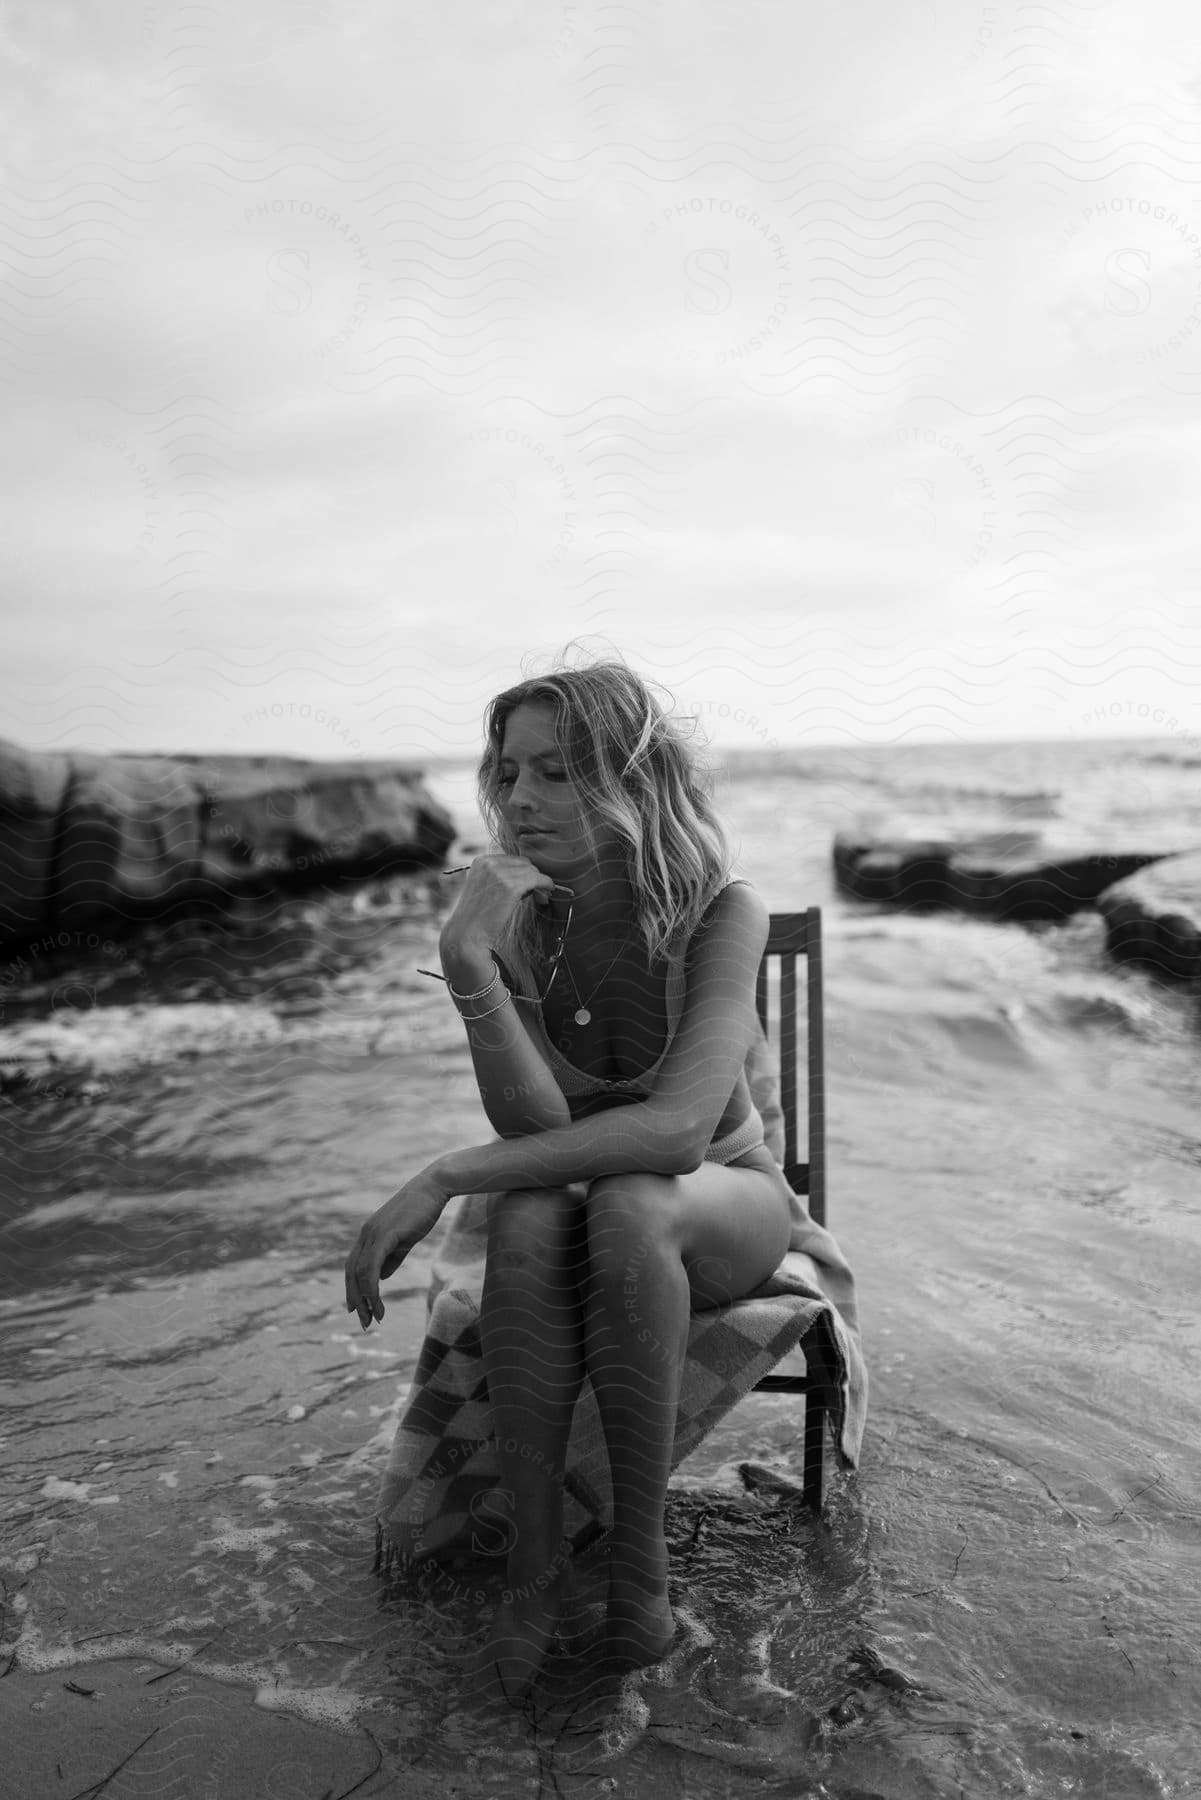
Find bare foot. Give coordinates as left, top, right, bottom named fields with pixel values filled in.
left=473, top=1561, right=571, bottom=1704
left=603, top=1533, right=675, bottom=1670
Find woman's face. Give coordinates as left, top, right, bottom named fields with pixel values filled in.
left=495, top=701, right=609, bottom=879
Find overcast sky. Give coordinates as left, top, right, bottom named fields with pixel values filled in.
left=4, top=0, right=1200, bottom=760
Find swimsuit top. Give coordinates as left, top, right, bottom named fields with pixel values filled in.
left=504, top=878, right=752, bottom=1100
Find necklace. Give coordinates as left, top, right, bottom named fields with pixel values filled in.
left=562, top=936, right=632, bottom=1026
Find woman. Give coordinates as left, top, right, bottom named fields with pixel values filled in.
left=344, top=658, right=795, bottom=1698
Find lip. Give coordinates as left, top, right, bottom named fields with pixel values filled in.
left=516, top=825, right=553, bottom=838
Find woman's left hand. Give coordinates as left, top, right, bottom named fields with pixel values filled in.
left=344, top=1169, right=451, bottom=1330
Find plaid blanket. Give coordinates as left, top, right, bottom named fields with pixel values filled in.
left=376, top=1180, right=866, bottom=1567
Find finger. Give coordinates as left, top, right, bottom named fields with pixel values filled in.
left=345, top=1239, right=377, bottom=1327
left=354, top=1251, right=381, bottom=1330
left=344, top=1235, right=368, bottom=1313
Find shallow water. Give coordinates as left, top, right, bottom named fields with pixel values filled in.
left=2, top=738, right=1200, bottom=1796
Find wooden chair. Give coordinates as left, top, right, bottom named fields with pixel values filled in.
left=749, top=907, right=834, bottom=1512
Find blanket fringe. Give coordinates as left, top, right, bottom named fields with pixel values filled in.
left=373, top=1516, right=402, bottom=1578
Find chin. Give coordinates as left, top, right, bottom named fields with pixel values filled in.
left=524, top=843, right=570, bottom=872
left=526, top=842, right=584, bottom=882
left=510, top=833, right=551, bottom=860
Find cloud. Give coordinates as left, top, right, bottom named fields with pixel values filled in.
left=1, top=0, right=1199, bottom=756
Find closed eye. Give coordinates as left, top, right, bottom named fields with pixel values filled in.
left=496, top=768, right=569, bottom=785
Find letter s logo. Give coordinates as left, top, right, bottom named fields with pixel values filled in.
left=266, top=247, right=312, bottom=315
left=1104, top=247, right=1152, bottom=317
left=685, top=247, right=733, bottom=316
left=468, top=1485, right=518, bottom=1558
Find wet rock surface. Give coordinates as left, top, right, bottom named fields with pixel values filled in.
left=1095, top=849, right=1201, bottom=983
left=833, top=823, right=1173, bottom=923
left=0, top=739, right=456, bottom=953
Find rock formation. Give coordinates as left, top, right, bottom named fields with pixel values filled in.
left=1095, top=851, right=1201, bottom=983
left=0, top=739, right=456, bottom=956
left=833, top=823, right=1173, bottom=922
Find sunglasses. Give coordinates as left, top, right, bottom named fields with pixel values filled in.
left=418, top=882, right=574, bottom=1004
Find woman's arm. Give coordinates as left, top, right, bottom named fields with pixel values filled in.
left=435, top=854, right=572, bottom=1137
left=438, top=930, right=572, bottom=1137
left=431, top=1090, right=696, bottom=1195
left=346, top=1080, right=699, bottom=1329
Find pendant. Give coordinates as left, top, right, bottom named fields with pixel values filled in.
left=573, top=1007, right=591, bottom=1026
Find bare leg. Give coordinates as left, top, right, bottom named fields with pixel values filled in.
left=474, top=1183, right=588, bottom=1699
left=583, top=1154, right=793, bottom=1667
left=583, top=1179, right=688, bottom=1666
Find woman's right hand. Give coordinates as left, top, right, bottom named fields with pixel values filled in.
left=439, top=854, right=557, bottom=953
left=344, top=1166, right=452, bottom=1329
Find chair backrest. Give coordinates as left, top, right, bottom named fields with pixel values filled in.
left=755, top=909, right=825, bottom=1227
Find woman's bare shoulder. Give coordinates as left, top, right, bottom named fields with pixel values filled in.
left=682, top=879, right=769, bottom=973
left=696, top=878, right=769, bottom=934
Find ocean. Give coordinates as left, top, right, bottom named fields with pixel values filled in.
left=1, top=734, right=1199, bottom=1798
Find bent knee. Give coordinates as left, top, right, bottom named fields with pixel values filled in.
left=485, top=1183, right=586, bottom=1219
left=485, top=1185, right=586, bottom=1254
left=585, top=1172, right=683, bottom=1276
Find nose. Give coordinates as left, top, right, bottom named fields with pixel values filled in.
left=504, top=768, right=538, bottom=814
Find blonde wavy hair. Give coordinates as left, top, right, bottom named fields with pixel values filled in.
left=477, top=656, right=733, bottom=977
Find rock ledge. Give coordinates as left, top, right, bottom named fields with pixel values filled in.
left=833, top=823, right=1170, bottom=922
left=1095, top=851, right=1201, bottom=983
left=0, top=739, right=456, bottom=955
